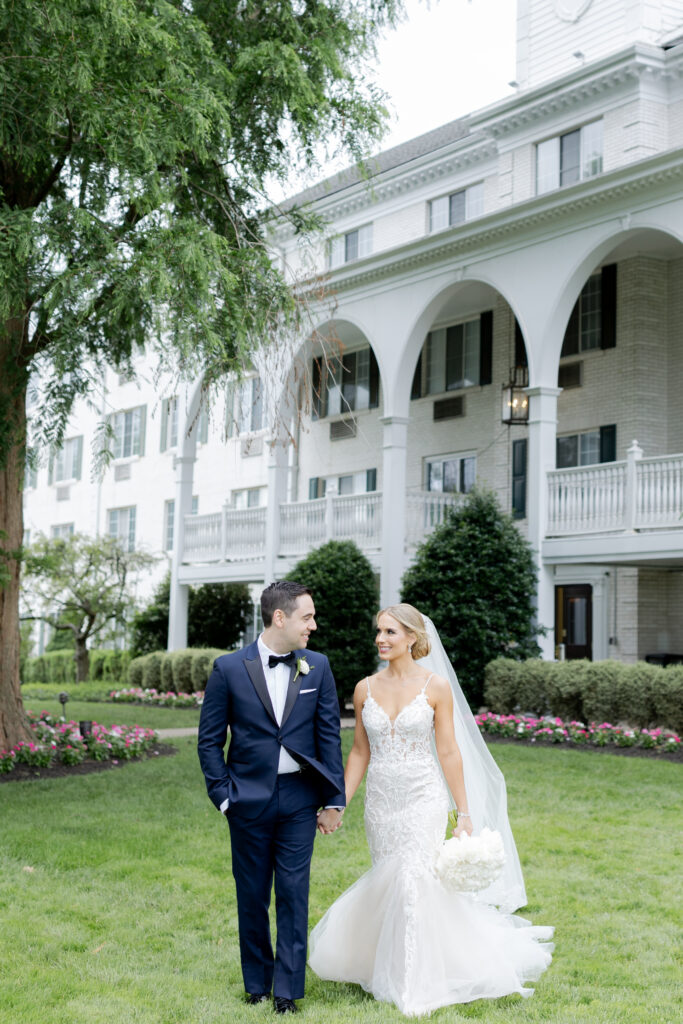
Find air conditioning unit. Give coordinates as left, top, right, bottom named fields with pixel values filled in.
left=558, top=361, right=583, bottom=389
left=114, top=463, right=132, bottom=481
left=330, top=418, right=357, bottom=441
left=241, top=435, right=263, bottom=458
left=433, top=396, right=464, bottom=421
left=56, top=486, right=70, bottom=501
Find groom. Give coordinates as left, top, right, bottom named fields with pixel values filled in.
left=198, top=581, right=345, bottom=1014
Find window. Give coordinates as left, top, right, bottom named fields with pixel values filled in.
left=160, top=397, right=178, bottom=451
left=556, top=425, right=616, bottom=468
left=425, top=454, right=476, bottom=494
left=412, top=312, right=493, bottom=398
left=312, top=346, right=380, bottom=419
left=512, top=439, right=527, bottom=519
left=107, top=506, right=136, bottom=551
left=561, top=265, right=617, bottom=357
left=50, top=523, right=75, bottom=539
left=165, top=496, right=198, bottom=551
left=309, top=469, right=377, bottom=500
left=110, top=406, right=146, bottom=459
left=49, top=436, right=83, bottom=484
left=537, top=120, right=603, bottom=194
left=329, top=224, right=373, bottom=268
left=429, top=183, right=484, bottom=232
left=232, top=487, right=264, bottom=509
left=228, top=377, right=263, bottom=436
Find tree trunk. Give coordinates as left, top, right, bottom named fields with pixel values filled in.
left=0, top=329, right=31, bottom=750
left=75, top=638, right=89, bottom=683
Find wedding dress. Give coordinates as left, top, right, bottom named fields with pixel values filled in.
left=308, top=676, right=554, bottom=1017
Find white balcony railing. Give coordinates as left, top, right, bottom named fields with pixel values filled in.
left=182, top=490, right=459, bottom=565
left=547, top=443, right=683, bottom=535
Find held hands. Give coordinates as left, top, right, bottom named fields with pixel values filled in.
left=317, top=808, right=344, bottom=835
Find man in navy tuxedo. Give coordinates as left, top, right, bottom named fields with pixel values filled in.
left=198, top=580, right=345, bottom=1014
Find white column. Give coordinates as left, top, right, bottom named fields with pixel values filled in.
left=263, top=440, right=290, bottom=584
left=526, top=386, right=562, bottom=660
left=168, top=454, right=196, bottom=651
left=380, top=416, right=409, bottom=608
left=624, top=439, right=643, bottom=531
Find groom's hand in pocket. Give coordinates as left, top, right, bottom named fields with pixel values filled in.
left=317, top=808, right=343, bottom=834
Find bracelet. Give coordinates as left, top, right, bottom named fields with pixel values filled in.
left=456, top=811, right=471, bottom=818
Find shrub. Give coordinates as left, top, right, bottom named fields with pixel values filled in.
left=131, top=574, right=251, bottom=656
left=484, top=656, right=682, bottom=731
left=285, top=540, right=378, bottom=707
left=23, top=650, right=76, bottom=685
left=191, top=648, right=225, bottom=692
left=401, top=489, right=541, bottom=707
left=88, top=649, right=131, bottom=684
left=142, top=651, right=163, bottom=691
left=170, top=649, right=194, bottom=693
left=127, top=654, right=148, bottom=689
left=160, top=652, right=176, bottom=692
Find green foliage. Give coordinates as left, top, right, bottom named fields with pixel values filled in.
left=188, top=582, right=251, bottom=650
left=21, top=533, right=156, bottom=680
left=285, top=540, right=378, bottom=705
left=484, top=657, right=683, bottom=732
left=401, top=489, right=541, bottom=707
left=88, top=649, right=132, bottom=684
left=22, top=650, right=76, bottom=686
left=130, top=574, right=251, bottom=656
left=127, top=648, right=228, bottom=694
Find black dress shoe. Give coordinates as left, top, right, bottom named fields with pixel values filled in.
left=273, top=996, right=298, bottom=1014
left=245, top=993, right=270, bottom=1005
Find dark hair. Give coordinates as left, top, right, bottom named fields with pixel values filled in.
left=261, top=581, right=312, bottom=627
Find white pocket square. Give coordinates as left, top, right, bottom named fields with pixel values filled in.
left=299, top=688, right=316, bottom=694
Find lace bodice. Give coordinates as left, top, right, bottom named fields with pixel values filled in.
left=362, top=691, right=436, bottom=765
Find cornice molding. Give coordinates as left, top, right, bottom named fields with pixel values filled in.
left=306, top=149, right=683, bottom=296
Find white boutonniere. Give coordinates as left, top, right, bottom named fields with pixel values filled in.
left=294, top=657, right=312, bottom=682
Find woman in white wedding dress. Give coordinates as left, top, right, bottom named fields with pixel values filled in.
left=309, top=604, right=553, bottom=1017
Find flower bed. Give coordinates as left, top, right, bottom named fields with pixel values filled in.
left=0, top=711, right=157, bottom=775
left=109, top=687, right=203, bottom=708
left=475, top=712, right=681, bottom=752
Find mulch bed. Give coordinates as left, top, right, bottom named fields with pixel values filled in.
left=0, top=743, right=177, bottom=784
left=483, top=734, right=683, bottom=763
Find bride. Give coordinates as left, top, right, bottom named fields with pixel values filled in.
left=309, top=604, right=554, bottom=1017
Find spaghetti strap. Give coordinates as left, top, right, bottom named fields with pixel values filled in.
left=420, top=673, right=434, bottom=694
left=365, top=676, right=372, bottom=696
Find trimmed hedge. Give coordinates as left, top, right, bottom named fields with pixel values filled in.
left=127, top=648, right=227, bottom=694
left=22, top=650, right=76, bottom=685
left=484, top=657, right=683, bottom=733
left=88, top=649, right=132, bottom=684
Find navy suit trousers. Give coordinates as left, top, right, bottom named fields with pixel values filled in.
left=227, top=771, right=320, bottom=1000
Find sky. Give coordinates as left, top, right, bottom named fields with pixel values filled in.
left=272, top=0, right=518, bottom=199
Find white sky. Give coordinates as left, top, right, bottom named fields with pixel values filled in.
left=272, top=0, right=518, bottom=200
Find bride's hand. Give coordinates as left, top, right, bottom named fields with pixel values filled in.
left=452, top=819, right=473, bottom=838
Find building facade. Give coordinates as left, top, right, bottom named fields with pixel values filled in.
left=24, top=0, right=683, bottom=662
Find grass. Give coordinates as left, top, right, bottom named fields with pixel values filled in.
left=0, top=733, right=680, bottom=1024
left=23, top=695, right=201, bottom=731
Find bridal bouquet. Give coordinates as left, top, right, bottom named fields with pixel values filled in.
left=435, top=825, right=506, bottom=894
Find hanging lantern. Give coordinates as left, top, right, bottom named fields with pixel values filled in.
left=501, top=366, right=529, bottom=424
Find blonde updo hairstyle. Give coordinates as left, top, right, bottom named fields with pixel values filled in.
left=377, top=604, right=431, bottom=660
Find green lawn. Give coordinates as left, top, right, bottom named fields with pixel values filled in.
left=0, top=734, right=679, bottom=1024
left=24, top=695, right=201, bottom=731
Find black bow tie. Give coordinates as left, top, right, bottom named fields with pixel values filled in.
left=268, top=652, right=295, bottom=669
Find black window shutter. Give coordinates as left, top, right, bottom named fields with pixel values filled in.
left=514, top=319, right=528, bottom=368
left=601, top=264, right=617, bottom=349
left=368, top=348, right=380, bottom=409
left=411, top=350, right=423, bottom=400
left=562, top=301, right=580, bottom=357
left=479, top=310, right=493, bottom=385
left=308, top=477, right=319, bottom=500
left=512, top=439, right=527, bottom=519
left=312, top=357, right=323, bottom=420
left=366, top=468, right=377, bottom=492
left=599, top=424, right=616, bottom=463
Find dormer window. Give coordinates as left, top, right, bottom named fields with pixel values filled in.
left=329, top=224, right=373, bottom=268
left=429, top=183, right=484, bottom=232
left=536, top=120, right=603, bottom=194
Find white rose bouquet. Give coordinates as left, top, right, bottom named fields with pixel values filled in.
left=435, top=824, right=506, bottom=895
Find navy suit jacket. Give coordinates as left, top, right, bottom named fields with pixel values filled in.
left=197, top=641, right=346, bottom=819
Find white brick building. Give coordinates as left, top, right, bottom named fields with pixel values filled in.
left=24, top=0, right=683, bottom=664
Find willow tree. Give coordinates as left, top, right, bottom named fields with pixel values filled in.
left=0, top=0, right=402, bottom=749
